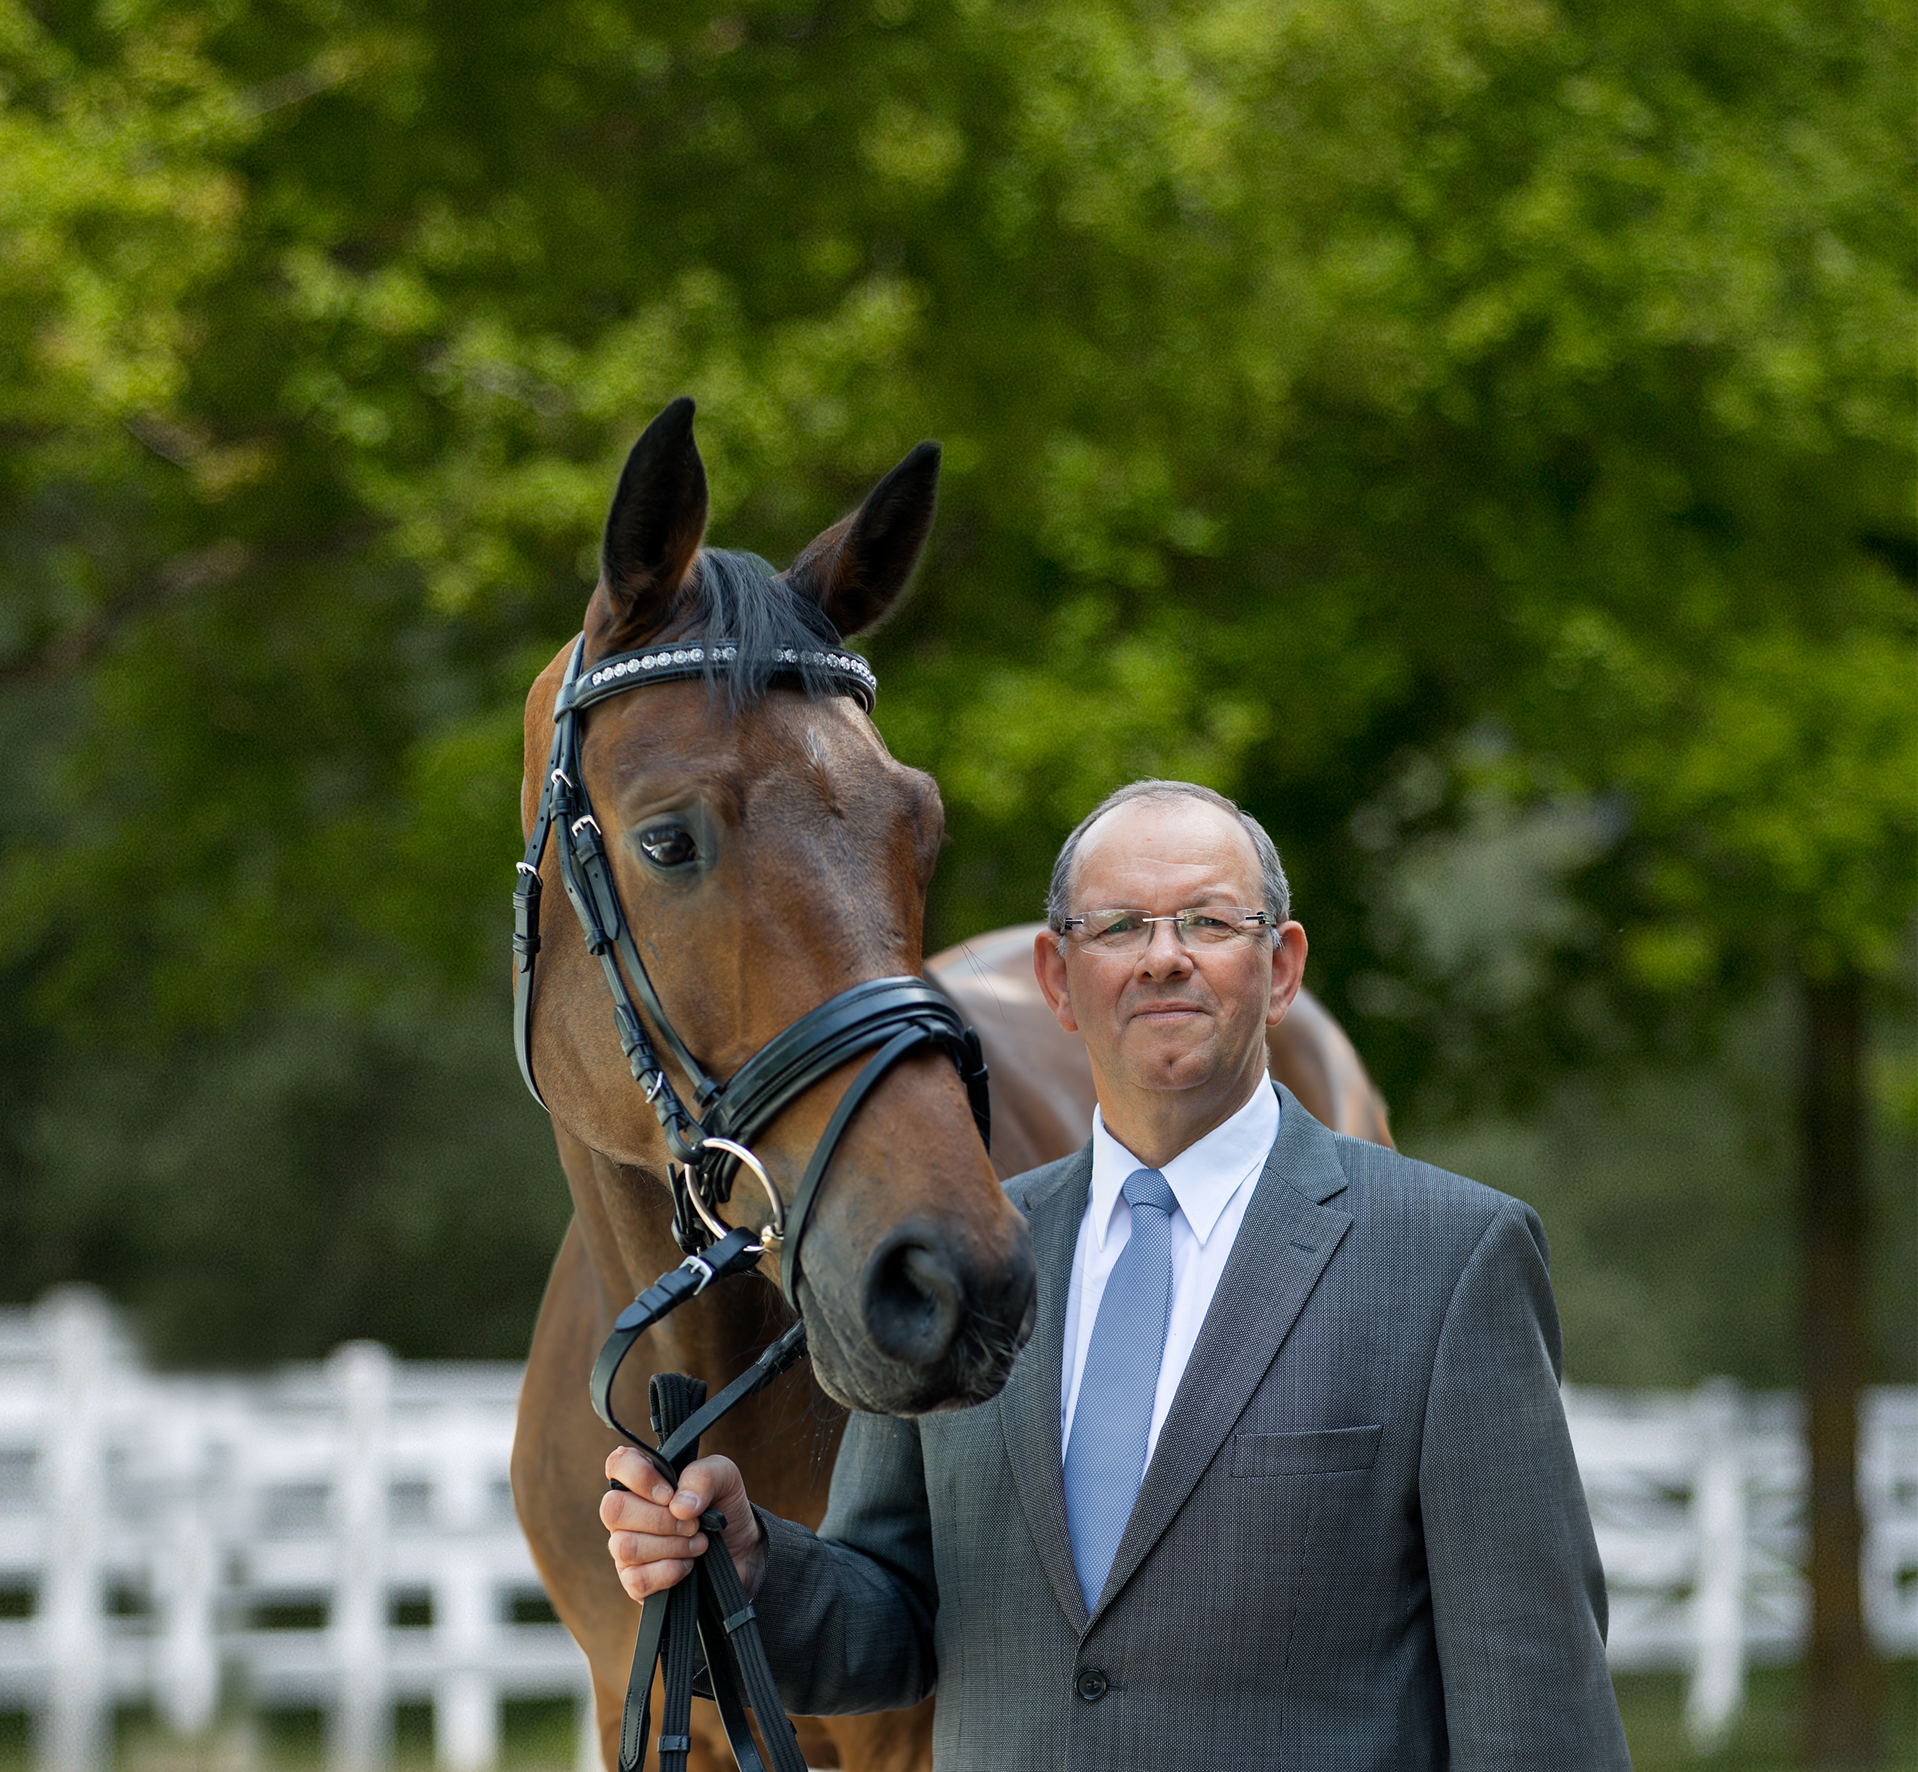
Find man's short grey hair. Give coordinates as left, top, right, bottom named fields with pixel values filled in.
left=1044, top=779, right=1291, bottom=932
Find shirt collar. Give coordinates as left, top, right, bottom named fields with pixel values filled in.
left=1088, top=1080, right=1280, bottom=1252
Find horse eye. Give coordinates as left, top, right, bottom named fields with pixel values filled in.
left=638, top=824, right=698, bottom=868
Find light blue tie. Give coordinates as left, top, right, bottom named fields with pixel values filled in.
left=1063, top=1167, right=1177, bottom=1610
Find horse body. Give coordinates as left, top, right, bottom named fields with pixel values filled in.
left=507, top=401, right=1391, bottom=1772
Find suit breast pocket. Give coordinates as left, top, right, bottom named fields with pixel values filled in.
left=1232, top=1424, right=1382, bottom=1476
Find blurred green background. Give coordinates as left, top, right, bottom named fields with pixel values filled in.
left=0, top=1, right=1912, bottom=1764
left=0, top=0, right=1910, bottom=1389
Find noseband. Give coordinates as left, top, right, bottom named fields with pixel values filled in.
left=511, top=632, right=991, bottom=1306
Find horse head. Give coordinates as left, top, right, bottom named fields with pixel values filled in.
left=519, top=398, right=1036, bottom=1416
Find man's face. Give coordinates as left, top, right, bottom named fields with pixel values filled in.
left=1034, top=796, right=1305, bottom=1108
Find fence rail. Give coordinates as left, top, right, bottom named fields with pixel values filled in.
left=1, top=1288, right=1913, bottom=1768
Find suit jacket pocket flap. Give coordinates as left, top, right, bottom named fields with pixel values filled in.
left=1232, top=1424, right=1382, bottom=1476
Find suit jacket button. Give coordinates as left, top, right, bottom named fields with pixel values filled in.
left=1075, top=1669, right=1108, bottom=1702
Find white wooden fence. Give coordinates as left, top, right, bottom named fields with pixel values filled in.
left=2, top=1287, right=1914, bottom=1768
left=1567, top=1377, right=1918, bottom=1749
left=0, top=1291, right=593, bottom=1772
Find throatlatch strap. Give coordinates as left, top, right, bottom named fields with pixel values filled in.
left=614, top=1374, right=808, bottom=1772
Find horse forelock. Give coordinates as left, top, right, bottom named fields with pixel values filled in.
left=680, top=547, right=851, bottom=712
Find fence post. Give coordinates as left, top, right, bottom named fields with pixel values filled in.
left=574, top=1675, right=601, bottom=1772
left=36, top=1287, right=112, bottom=1772
left=1857, top=1387, right=1918, bottom=1654
left=151, top=1382, right=220, bottom=1737
left=1685, top=1377, right=1747, bottom=1751
left=432, top=1409, right=498, bottom=1772
left=330, top=1343, right=393, bottom=1772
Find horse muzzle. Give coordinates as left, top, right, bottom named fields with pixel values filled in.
left=802, top=1212, right=1037, bottom=1416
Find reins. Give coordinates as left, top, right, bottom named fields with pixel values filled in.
left=590, top=1225, right=811, bottom=1772
left=510, top=627, right=992, bottom=1772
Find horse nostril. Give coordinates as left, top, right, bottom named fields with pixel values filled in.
left=862, top=1231, right=965, bottom=1366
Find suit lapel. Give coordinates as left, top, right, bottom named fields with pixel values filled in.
left=1091, top=1085, right=1353, bottom=1622
left=998, top=1147, right=1093, bottom=1631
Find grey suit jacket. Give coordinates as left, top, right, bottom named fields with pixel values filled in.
left=754, top=1086, right=1631, bottom=1769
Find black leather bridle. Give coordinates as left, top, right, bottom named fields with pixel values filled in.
left=511, top=629, right=992, bottom=1303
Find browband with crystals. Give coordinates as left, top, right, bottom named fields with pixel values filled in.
left=556, top=638, right=878, bottom=718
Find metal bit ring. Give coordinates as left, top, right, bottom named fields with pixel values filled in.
left=690, top=1137, right=787, bottom=1250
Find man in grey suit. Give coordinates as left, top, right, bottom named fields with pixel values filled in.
left=606, top=780, right=1632, bottom=1768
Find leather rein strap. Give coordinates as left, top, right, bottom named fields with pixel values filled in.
left=511, top=631, right=991, bottom=1300
left=624, top=1369, right=804, bottom=1772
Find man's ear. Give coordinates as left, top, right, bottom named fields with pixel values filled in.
left=589, top=397, right=707, bottom=656
left=784, top=441, right=940, bottom=636
left=1266, top=922, right=1308, bottom=1026
left=1033, top=930, right=1079, bottom=1034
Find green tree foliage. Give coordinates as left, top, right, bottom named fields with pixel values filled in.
left=0, top=0, right=1909, bottom=1375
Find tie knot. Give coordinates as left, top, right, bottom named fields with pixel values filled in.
left=1121, top=1167, right=1176, bottom=1217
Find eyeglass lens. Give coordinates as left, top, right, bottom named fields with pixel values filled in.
left=1074, top=909, right=1268, bottom=951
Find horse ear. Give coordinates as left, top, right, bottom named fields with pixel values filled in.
left=594, top=397, right=708, bottom=651
left=785, top=441, right=940, bottom=635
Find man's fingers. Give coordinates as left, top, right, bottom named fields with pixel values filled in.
left=661, top=1459, right=733, bottom=1522
left=601, top=1452, right=756, bottom=1604
left=603, top=1448, right=731, bottom=1519
left=611, top=1547, right=697, bottom=1603
left=606, top=1517, right=709, bottom=1603
left=604, top=1445, right=676, bottom=1502
left=600, top=1487, right=702, bottom=1537
left=609, top=1527, right=710, bottom=1565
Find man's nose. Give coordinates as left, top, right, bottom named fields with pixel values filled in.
left=1136, top=920, right=1193, bottom=975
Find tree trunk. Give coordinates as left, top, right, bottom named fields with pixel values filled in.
left=1797, top=968, right=1879, bottom=1767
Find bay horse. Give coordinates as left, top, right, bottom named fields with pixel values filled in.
left=507, top=400, right=1393, bottom=1772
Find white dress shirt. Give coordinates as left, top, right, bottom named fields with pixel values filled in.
left=1060, top=1081, right=1279, bottom=1467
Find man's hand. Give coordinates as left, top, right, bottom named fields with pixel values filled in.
left=601, top=1450, right=766, bottom=1604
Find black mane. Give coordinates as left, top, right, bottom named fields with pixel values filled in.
left=684, top=548, right=851, bottom=709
